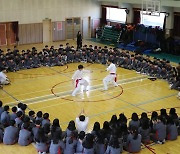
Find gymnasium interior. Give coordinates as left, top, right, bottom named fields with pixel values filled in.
left=0, top=0, right=180, bottom=153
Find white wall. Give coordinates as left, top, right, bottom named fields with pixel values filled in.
left=0, top=0, right=101, bottom=24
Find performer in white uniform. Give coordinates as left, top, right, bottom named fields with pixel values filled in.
left=72, top=65, right=90, bottom=96
left=0, top=70, right=10, bottom=87
left=103, top=59, right=118, bottom=90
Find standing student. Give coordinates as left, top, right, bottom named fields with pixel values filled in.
left=103, top=59, right=118, bottom=91
left=72, top=65, right=91, bottom=96
left=77, top=31, right=82, bottom=49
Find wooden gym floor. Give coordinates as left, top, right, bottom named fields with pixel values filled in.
left=0, top=40, right=180, bottom=154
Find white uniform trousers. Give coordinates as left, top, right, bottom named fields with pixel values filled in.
left=103, top=74, right=118, bottom=90
left=72, top=78, right=89, bottom=96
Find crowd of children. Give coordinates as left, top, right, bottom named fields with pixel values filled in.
left=0, top=44, right=179, bottom=90
left=0, top=100, right=179, bottom=154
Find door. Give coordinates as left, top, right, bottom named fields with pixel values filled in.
left=66, top=18, right=74, bottom=39
left=43, top=19, right=52, bottom=43
left=82, top=16, right=91, bottom=39
left=65, top=17, right=81, bottom=39
left=0, top=24, right=7, bottom=46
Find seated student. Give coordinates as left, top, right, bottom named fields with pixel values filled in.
left=17, top=102, right=23, bottom=112
left=0, top=100, right=4, bottom=117
left=76, top=131, right=85, bottom=153
left=41, top=113, right=50, bottom=128
left=64, top=131, right=78, bottom=154
left=66, top=120, right=77, bottom=137
left=10, top=106, right=17, bottom=121
left=169, top=108, right=179, bottom=126
left=102, top=121, right=111, bottom=140
left=20, top=103, right=27, bottom=115
left=75, top=109, right=89, bottom=133
left=150, top=111, right=158, bottom=129
left=29, top=110, right=36, bottom=123
left=35, top=128, right=49, bottom=154
left=32, top=120, right=40, bottom=141
left=82, top=133, right=94, bottom=154
left=126, top=127, right=142, bottom=153
left=105, top=136, right=122, bottom=154
left=95, top=129, right=106, bottom=154
left=129, top=112, right=140, bottom=130
left=166, top=117, right=178, bottom=141
left=152, top=116, right=166, bottom=144
left=36, top=111, right=43, bottom=123
left=51, top=119, right=62, bottom=137
left=0, top=126, right=3, bottom=143
left=18, top=123, right=32, bottom=146
left=7, top=59, right=18, bottom=72
left=49, top=130, right=65, bottom=154
left=15, top=111, right=23, bottom=129
left=139, top=112, right=150, bottom=126
left=138, top=118, right=151, bottom=144
left=3, top=120, right=19, bottom=145
left=1, top=105, right=10, bottom=127
left=109, top=115, right=118, bottom=129
left=91, top=122, right=100, bottom=138
left=0, top=70, right=10, bottom=87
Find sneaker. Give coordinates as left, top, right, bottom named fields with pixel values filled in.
left=157, top=141, right=162, bottom=144
left=162, top=139, right=165, bottom=144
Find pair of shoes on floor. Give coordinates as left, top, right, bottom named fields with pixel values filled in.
left=157, top=139, right=165, bottom=144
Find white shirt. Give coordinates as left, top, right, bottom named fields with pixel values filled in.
left=72, top=70, right=90, bottom=80
left=0, top=72, right=7, bottom=82
left=106, top=63, right=117, bottom=74
left=75, top=116, right=89, bottom=132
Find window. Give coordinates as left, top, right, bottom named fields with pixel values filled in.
left=140, top=11, right=165, bottom=28
left=106, top=7, right=127, bottom=23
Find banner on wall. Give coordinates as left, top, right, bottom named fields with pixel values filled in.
left=93, top=19, right=100, bottom=29
left=57, top=22, right=62, bottom=31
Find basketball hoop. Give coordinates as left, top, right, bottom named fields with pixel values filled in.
left=142, top=0, right=161, bottom=16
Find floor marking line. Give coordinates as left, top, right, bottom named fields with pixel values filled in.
left=29, top=81, right=160, bottom=110
left=5, top=76, right=148, bottom=106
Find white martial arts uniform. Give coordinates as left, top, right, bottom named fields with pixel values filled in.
left=103, top=63, right=118, bottom=90
left=72, top=69, right=89, bottom=96
left=0, top=72, right=10, bottom=85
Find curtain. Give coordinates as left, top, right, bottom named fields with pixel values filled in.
left=174, top=13, right=180, bottom=37
left=133, top=9, right=140, bottom=25
left=12, top=22, right=19, bottom=41
left=101, top=6, right=107, bottom=26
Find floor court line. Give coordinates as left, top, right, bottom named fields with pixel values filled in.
left=4, top=75, right=147, bottom=102
left=29, top=80, right=162, bottom=110
left=6, top=76, right=148, bottom=106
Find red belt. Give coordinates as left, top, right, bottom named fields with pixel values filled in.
left=75, top=79, right=82, bottom=88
